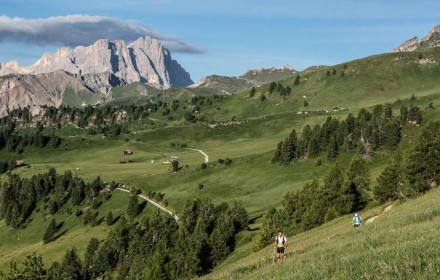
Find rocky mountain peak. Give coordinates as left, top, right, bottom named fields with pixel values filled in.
left=420, top=24, right=440, bottom=49
left=393, top=24, right=440, bottom=52
left=393, top=36, right=419, bottom=52
left=0, top=36, right=193, bottom=91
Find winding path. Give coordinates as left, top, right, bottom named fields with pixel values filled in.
left=365, top=204, right=393, bottom=224
left=116, top=188, right=180, bottom=224
left=186, top=148, right=209, bottom=163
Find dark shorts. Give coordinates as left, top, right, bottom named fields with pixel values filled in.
left=277, top=247, right=285, bottom=254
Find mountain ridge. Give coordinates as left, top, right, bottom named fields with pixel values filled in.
left=0, top=36, right=193, bottom=91
left=393, top=24, right=440, bottom=52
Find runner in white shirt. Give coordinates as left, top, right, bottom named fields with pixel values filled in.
left=274, top=230, right=288, bottom=261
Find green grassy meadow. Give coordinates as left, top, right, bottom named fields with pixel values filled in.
left=2, top=48, right=440, bottom=275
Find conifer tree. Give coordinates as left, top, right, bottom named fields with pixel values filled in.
left=406, top=121, right=440, bottom=194
left=252, top=208, right=278, bottom=252
left=210, top=214, right=235, bottom=265
left=83, top=237, right=100, bottom=279
left=271, top=141, right=283, bottom=163
left=346, top=157, right=371, bottom=191
left=384, top=104, right=392, bottom=119
left=43, top=218, right=58, bottom=244
left=327, top=136, right=338, bottom=160
left=106, top=211, right=114, bottom=226
left=400, top=104, right=408, bottom=121
left=127, top=195, right=140, bottom=220
left=375, top=153, right=403, bottom=203
left=268, top=82, right=276, bottom=93
left=61, top=248, right=83, bottom=280
left=249, top=87, right=256, bottom=97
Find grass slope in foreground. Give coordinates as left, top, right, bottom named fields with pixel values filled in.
left=204, top=188, right=440, bottom=279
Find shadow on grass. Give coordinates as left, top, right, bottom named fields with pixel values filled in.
left=56, top=221, right=65, bottom=231
left=53, top=229, right=68, bottom=241
left=93, top=217, right=105, bottom=226
left=139, top=201, right=148, bottom=213
left=249, top=215, right=263, bottom=224
left=112, top=214, right=123, bottom=225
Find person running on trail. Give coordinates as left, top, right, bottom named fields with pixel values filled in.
left=353, top=213, right=361, bottom=227
left=274, top=230, right=288, bottom=261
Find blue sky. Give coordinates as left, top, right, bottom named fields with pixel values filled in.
left=1, top=0, right=439, bottom=82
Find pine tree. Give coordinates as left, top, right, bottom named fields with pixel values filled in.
left=383, top=119, right=401, bottom=149
left=193, top=217, right=212, bottom=274
left=280, top=129, right=298, bottom=164
left=228, top=201, right=249, bottom=232
left=210, top=214, right=235, bottom=265
left=43, top=219, right=58, bottom=244
left=127, top=195, right=140, bottom=220
left=327, top=136, right=338, bottom=160
left=171, top=160, right=179, bottom=172
left=384, top=104, right=392, bottom=119
left=249, top=87, right=256, bottom=97
left=19, top=253, right=47, bottom=279
left=400, top=104, right=408, bottom=121
left=294, top=75, right=300, bottom=85
left=406, top=121, right=440, bottom=194
left=268, top=82, right=276, bottom=93
left=83, top=238, right=100, bottom=279
left=271, top=141, right=283, bottom=163
left=346, top=157, right=371, bottom=191
left=61, top=248, right=83, bottom=280
left=252, top=209, right=278, bottom=252
left=375, top=149, right=405, bottom=202
left=106, top=211, right=114, bottom=226
left=170, top=228, right=199, bottom=279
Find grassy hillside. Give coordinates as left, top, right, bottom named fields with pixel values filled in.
left=0, top=189, right=159, bottom=270
left=194, top=47, right=440, bottom=121
left=203, top=187, right=440, bottom=279
left=2, top=48, right=440, bottom=276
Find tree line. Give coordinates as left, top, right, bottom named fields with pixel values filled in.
left=2, top=196, right=250, bottom=279
left=254, top=156, right=370, bottom=251
left=2, top=95, right=227, bottom=132
left=271, top=104, right=423, bottom=164
left=375, top=121, right=440, bottom=202
left=254, top=120, right=440, bottom=251
left=0, top=168, right=106, bottom=229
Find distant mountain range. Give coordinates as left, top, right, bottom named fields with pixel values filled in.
left=393, top=24, right=440, bottom=52
left=189, top=65, right=298, bottom=94
left=2, top=23, right=440, bottom=115
left=0, top=36, right=193, bottom=92
left=0, top=37, right=193, bottom=114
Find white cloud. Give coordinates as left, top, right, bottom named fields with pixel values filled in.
left=0, top=14, right=204, bottom=54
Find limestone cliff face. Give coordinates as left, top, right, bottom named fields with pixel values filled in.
left=0, top=71, right=96, bottom=115
left=393, top=24, right=440, bottom=52
left=393, top=36, right=419, bottom=52
left=420, top=24, right=440, bottom=49
left=0, top=37, right=193, bottom=91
